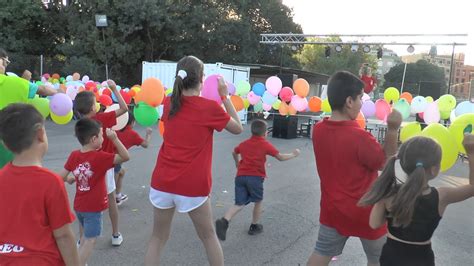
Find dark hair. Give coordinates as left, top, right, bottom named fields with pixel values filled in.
left=359, top=136, right=442, bottom=227
left=251, top=119, right=267, bottom=136
left=0, top=103, right=44, bottom=153
left=75, top=118, right=102, bottom=146
left=120, top=110, right=135, bottom=132
left=327, top=71, right=364, bottom=111
left=169, top=56, right=204, bottom=117
left=74, top=91, right=96, bottom=116
left=0, top=48, right=7, bottom=58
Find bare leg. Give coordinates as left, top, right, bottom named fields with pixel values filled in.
left=114, top=168, right=125, bottom=195
left=144, top=207, right=175, bottom=266
left=189, top=199, right=224, bottom=266
left=108, top=192, right=119, bottom=236
left=307, top=252, right=332, bottom=266
left=252, top=201, right=262, bottom=224
left=78, top=237, right=97, bottom=266
left=223, top=205, right=244, bottom=221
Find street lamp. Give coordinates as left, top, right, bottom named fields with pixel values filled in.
left=95, top=14, right=109, bottom=80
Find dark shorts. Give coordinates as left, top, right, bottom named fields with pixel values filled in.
left=234, top=175, right=264, bottom=206
left=380, top=238, right=434, bottom=266
left=114, top=164, right=122, bottom=174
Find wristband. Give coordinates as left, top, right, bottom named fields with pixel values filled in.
left=220, top=95, right=229, bottom=101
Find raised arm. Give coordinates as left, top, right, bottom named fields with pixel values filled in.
left=218, top=77, right=243, bottom=135
left=108, top=80, right=128, bottom=117
left=106, top=128, right=130, bottom=164
left=383, top=110, right=402, bottom=158
left=275, top=149, right=300, bottom=161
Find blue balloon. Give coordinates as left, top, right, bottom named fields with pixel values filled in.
left=111, top=91, right=118, bottom=103
left=455, top=101, right=474, bottom=116
left=252, top=82, right=266, bottom=97
left=262, top=91, right=277, bottom=105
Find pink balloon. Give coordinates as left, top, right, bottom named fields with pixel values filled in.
left=262, top=103, right=272, bottom=111
left=66, top=85, right=78, bottom=100
left=424, top=102, right=440, bottom=124
left=290, top=95, right=308, bottom=112
left=361, top=100, right=376, bottom=117
left=362, top=93, right=371, bottom=102
left=265, top=76, right=282, bottom=96
left=375, top=99, right=391, bottom=120
left=49, top=93, right=73, bottom=116
left=202, top=75, right=222, bottom=104
left=279, top=87, right=294, bottom=103
left=247, top=91, right=261, bottom=105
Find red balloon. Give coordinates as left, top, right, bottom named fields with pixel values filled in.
left=102, top=89, right=112, bottom=96
left=279, top=87, right=294, bottom=103
left=99, top=94, right=113, bottom=106
left=85, top=81, right=96, bottom=91
left=120, top=90, right=132, bottom=105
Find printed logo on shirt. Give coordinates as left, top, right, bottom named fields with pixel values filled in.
left=0, top=243, right=24, bottom=253
left=73, top=162, right=94, bottom=191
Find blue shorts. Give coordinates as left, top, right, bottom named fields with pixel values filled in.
left=114, top=164, right=122, bottom=174
left=234, top=175, right=264, bottom=206
left=75, top=211, right=103, bottom=239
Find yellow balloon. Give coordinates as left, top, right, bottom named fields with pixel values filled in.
left=321, top=98, right=332, bottom=113
left=448, top=113, right=474, bottom=154
left=400, top=122, right=421, bottom=142
left=131, top=86, right=141, bottom=93
left=272, top=99, right=281, bottom=110
left=51, top=111, right=73, bottom=125
left=95, top=102, right=100, bottom=113
left=426, top=96, right=434, bottom=103
left=421, top=123, right=458, bottom=172
left=243, top=98, right=250, bottom=109
left=384, top=87, right=400, bottom=103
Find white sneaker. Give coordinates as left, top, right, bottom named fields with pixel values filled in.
left=76, top=239, right=80, bottom=249
left=112, top=233, right=123, bottom=246
left=116, top=193, right=128, bottom=206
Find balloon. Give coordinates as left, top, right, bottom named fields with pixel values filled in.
left=308, top=96, right=322, bottom=112
left=421, top=123, right=458, bottom=172
left=279, top=87, right=294, bottom=103
left=262, top=91, right=277, bottom=105
left=272, top=99, right=281, bottom=110
left=59, top=84, right=67, bottom=93
left=82, top=75, right=90, bottom=83
left=158, top=120, right=165, bottom=136
left=51, top=111, right=73, bottom=125
left=43, top=73, right=50, bottom=79
left=247, top=91, right=261, bottom=105
left=227, top=82, right=236, bottom=95
left=243, top=98, right=250, bottom=109
left=290, top=95, right=308, bottom=112
left=66, top=75, right=73, bottom=82
left=426, top=96, right=434, bottom=103
left=361, top=100, right=376, bottom=117
left=384, top=87, right=400, bottom=103
left=265, top=76, right=282, bottom=96
left=49, top=93, right=73, bottom=116
left=450, top=109, right=456, bottom=123
left=279, top=102, right=289, bottom=115
left=85, top=81, right=96, bottom=91
left=400, top=122, right=421, bottom=142
left=375, top=99, right=390, bottom=120
left=119, top=89, right=132, bottom=105
left=72, top=73, right=80, bottom=81
left=262, top=103, right=272, bottom=111
left=437, top=94, right=457, bottom=114
left=131, top=85, right=141, bottom=93
left=356, top=112, right=366, bottom=129
left=252, top=82, right=266, bottom=97
left=410, top=96, right=428, bottom=114
left=236, top=80, right=251, bottom=96
left=254, top=101, right=263, bottom=113
left=321, top=98, right=332, bottom=113
left=393, top=99, right=410, bottom=119
left=156, top=104, right=164, bottom=118
left=165, top=88, right=173, bottom=96
left=230, top=95, right=244, bottom=112
left=105, top=104, right=129, bottom=131
left=448, top=113, right=474, bottom=154
left=135, top=78, right=165, bottom=107
left=293, top=78, right=310, bottom=97
left=362, top=93, right=371, bottom=102
left=128, top=89, right=136, bottom=98
left=288, top=104, right=297, bottom=115
left=201, top=75, right=222, bottom=104
left=134, top=102, right=159, bottom=126
left=52, top=73, right=60, bottom=80
left=66, top=86, right=78, bottom=100
left=400, top=92, right=413, bottom=104
left=29, top=96, right=50, bottom=118
left=95, top=102, right=100, bottom=113
left=423, top=102, right=440, bottom=124
left=455, top=101, right=474, bottom=116
left=99, top=94, right=113, bottom=106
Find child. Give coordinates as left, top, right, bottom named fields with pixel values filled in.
left=144, top=56, right=243, bottom=266
left=307, top=71, right=402, bottom=266
left=59, top=118, right=129, bottom=265
left=0, top=103, right=79, bottom=265
left=359, top=136, right=474, bottom=266
left=114, top=112, right=153, bottom=205
left=74, top=79, right=128, bottom=246
left=215, top=119, right=300, bottom=240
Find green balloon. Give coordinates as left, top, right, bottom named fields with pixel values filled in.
left=134, top=102, right=159, bottom=127
left=236, top=80, right=251, bottom=96
left=0, top=142, right=14, bottom=169
left=393, top=99, right=410, bottom=120
left=438, top=94, right=456, bottom=112
left=59, top=77, right=65, bottom=83
left=254, top=101, right=263, bottom=113
left=29, top=96, right=50, bottom=118
left=272, top=99, right=281, bottom=110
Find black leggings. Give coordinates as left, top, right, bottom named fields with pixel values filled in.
left=380, top=238, right=435, bottom=266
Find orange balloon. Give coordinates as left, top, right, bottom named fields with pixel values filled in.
left=158, top=120, right=165, bottom=136
left=230, top=95, right=244, bottom=112
left=72, top=72, right=80, bottom=81
left=293, top=78, right=310, bottom=97
left=356, top=112, right=366, bottom=129
left=288, top=104, right=297, bottom=115
left=128, top=89, right=136, bottom=98
left=308, top=96, right=322, bottom=112
left=400, top=92, right=413, bottom=104
left=52, top=73, right=60, bottom=80
left=59, top=84, right=67, bottom=92
left=136, top=78, right=165, bottom=107
left=279, top=102, right=289, bottom=115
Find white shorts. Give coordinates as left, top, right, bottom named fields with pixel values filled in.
left=106, top=168, right=116, bottom=194
left=149, top=187, right=208, bottom=213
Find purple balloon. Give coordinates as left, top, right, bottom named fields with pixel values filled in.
left=227, top=82, right=236, bottom=95
left=361, top=100, right=376, bottom=117
left=202, top=75, right=222, bottom=104
left=49, top=93, right=73, bottom=116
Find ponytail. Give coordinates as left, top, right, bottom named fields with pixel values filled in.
left=359, top=156, right=398, bottom=206
left=169, top=76, right=184, bottom=117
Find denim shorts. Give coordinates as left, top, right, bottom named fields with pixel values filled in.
left=114, top=164, right=122, bottom=174
left=314, top=224, right=386, bottom=264
left=234, top=175, right=264, bottom=206
left=75, top=211, right=103, bottom=239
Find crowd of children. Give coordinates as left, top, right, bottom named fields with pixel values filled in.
left=1, top=52, right=474, bottom=266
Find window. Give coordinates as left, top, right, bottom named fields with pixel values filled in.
left=462, top=78, right=465, bottom=83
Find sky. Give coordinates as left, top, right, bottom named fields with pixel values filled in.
left=282, top=0, right=473, bottom=64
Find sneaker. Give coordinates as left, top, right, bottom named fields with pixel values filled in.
left=215, top=218, right=229, bottom=241
left=76, top=239, right=80, bottom=249
left=116, top=193, right=128, bottom=206
left=248, top=224, right=263, bottom=235
left=111, top=233, right=123, bottom=246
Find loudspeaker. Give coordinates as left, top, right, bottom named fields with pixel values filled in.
left=277, top=73, right=297, bottom=88
left=272, top=115, right=298, bottom=139
left=419, top=81, right=442, bottom=100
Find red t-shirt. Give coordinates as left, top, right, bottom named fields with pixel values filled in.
left=361, top=75, right=376, bottom=94
left=64, top=150, right=115, bottom=212
left=116, top=126, right=144, bottom=150
left=234, top=135, right=279, bottom=178
left=312, top=118, right=387, bottom=240
left=93, top=111, right=117, bottom=153
left=0, top=164, right=75, bottom=266
left=151, top=96, right=231, bottom=197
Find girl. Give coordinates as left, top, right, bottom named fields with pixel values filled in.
left=359, top=135, right=474, bottom=266
left=145, top=56, right=243, bottom=266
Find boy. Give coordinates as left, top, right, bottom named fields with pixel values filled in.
left=74, top=80, right=128, bottom=246
left=215, top=119, right=300, bottom=241
left=307, top=71, right=402, bottom=266
left=114, top=112, right=152, bottom=205
left=0, top=104, right=79, bottom=265
left=59, top=118, right=129, bottom=265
